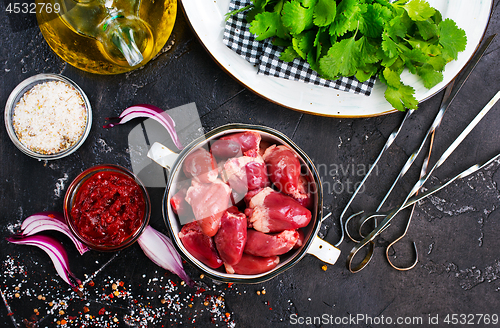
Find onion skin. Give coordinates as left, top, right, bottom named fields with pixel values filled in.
left=7, top=234, right=82, bottom=290
left=103, top=104, right=183, bottom=150
left=19, top=211, right=89, bottom=255
left=137, top=225, right=195, bottom=287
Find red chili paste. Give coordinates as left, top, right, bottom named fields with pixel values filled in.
left=70, top=171, right=146, bottom=246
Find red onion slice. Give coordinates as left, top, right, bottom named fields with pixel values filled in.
left=7, top=234, right=82, bottom=290
left=19, top=212, right=89, bottom=255
left=137, top=226, right=195, bottom=287
left=103, top=104, right=183, bottom=150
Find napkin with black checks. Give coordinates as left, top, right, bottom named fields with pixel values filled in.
left=223, top=0, right=376, bottom=96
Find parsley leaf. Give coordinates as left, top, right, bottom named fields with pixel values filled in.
left=417, top=64, right=443, bottom=88
left=281, top=0, right=316, bottom=35
left=249, top=11, right=282, bottom=40
left=313, top=0, right=336, bottom=27
left=385, top=84, right=418, bottom=111
left=403, top=0, right=435, bottom=22
left=439, top=18, right=467, bottom=60
left=319, top=35, right=361, bottom=78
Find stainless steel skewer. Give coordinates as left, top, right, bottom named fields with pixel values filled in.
left=347, top=90, right=500, bottom=273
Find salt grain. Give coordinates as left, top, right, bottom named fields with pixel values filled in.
left=12, top=81, right=87, bottom=155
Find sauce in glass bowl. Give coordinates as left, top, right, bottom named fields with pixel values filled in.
left=64, top=165, right=150, bottom=251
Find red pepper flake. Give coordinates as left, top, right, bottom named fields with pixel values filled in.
left=88, top=281, right=95, bottom=287
left=227, top=283, right=234, bottom=288
left=109, top=293, right=114, bottom=298
left=269, top=307, right=273, bottom=310
left=195, top=288, right=206, bottom=295
left=119, top=281, right=124, bottom=287
left=98, top=308, right=106, bottom=315
left=7, top=312, right=13, bottom=316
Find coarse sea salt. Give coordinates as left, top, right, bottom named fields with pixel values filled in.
left=12, top=81, right=87, bottom=155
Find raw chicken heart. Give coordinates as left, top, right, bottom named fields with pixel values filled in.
left=224, top=253, right=279, bottom=275
left=263, top=145, right=311, bottom=206
left=185, top=179, right=231, bottom=237
left=214, top=207, right=247, bottom=266
left=179, top=222, right=223, bottom=269
left=245, top=187, right=312, bottom=233
left=220, top=131, right=261, bottom=155
left=263, top=145, right=301, bottom=195
left=244, top=229, right=299, bottom=257
left=222, top=156, right=269, bottom=194
left=170, top=180, right=191, bottom=217
left=210, top=139, right=242, bottom=159
left=182, top=148, right=218, bottom=184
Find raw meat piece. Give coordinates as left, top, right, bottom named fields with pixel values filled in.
left=293, top=229, right=305, bottom=249
left=224, top=253, right=279, bottom=275
left=295, top=175, right=313, bottom=209
left=222, top=155, right=269, bottom=194
left=182, top=148, right=218, bottom=184
left=245, top=187, right=312, bottom=233
left=179, top=222, right=223, bottom=269
left=263, top=144, right=300, bottom=195
left=220, top=131, right=261, bottom=155
left=214, top=207, right=247, bottom=266
left=210, top=139, right=242, bottom=159
left=185, top=179, right=231, bottom=237
left=243, top=188, right=263, bottom=206
left=263, top=145, right=311, bottom=206
left=244, top=229, right=299, bottom=257
left=170, top=180, right=191, bottom=216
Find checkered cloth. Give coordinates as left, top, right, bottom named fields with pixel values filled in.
left=223, top=0, right=376, bottom=96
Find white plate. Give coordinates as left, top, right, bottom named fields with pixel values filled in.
left=181, top=0, right=493, bottom=117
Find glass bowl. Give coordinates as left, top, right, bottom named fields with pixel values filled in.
left=4, top=73, right=92, bottom=160
left=64, top=164, right=151, bottom=252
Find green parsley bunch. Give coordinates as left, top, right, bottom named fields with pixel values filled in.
left=237, top=0, right=467, bottom=111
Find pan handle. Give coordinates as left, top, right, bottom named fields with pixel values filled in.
left=307, top=236, right=341, bottom=265
left=147, top=142, right=180, bottom=171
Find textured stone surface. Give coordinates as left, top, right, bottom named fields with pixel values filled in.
left=1, top=2, right=500, bottom=327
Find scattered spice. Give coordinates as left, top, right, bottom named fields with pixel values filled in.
left=322, top=265, right=328, bottom=271
left=1, top=255, right=236, bottom=327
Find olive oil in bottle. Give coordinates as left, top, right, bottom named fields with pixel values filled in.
left=36, top=0, right=177, bottom=74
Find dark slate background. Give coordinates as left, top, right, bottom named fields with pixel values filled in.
left=1, top=1, right=500, bottom=327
